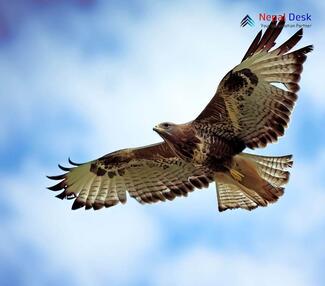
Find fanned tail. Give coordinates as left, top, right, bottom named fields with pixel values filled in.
left=215, top=153, right=293, bottom=212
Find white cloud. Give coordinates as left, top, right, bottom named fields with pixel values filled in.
left=282, top=149, right=325, bottom=236
left=2, top=160, right=162, bottom=286
left=153, top=246, right=314, bottom=286
left=1, top=0, right=256, bottom=156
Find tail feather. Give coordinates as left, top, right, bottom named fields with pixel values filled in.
left=240, top=153, right=292, bottom=187
left=215, top=153, right=292, bottom=212
left=215, top=173, right=266, bottom=212
left=241, top=153, right=293, bottom=168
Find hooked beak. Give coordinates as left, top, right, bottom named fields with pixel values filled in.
left=153, top=125, right=164, bottom=134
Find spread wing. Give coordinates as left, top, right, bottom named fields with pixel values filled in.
left=195, top=20, right=313, bottom=149
left=47, top=142, right=214, bottom=210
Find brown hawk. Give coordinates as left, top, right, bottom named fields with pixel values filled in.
left=48, top=20, right=312, bottom=212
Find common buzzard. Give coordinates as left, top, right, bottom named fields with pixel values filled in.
left=48, top=20, right=312, bottom=212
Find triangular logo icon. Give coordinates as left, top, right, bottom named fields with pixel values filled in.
left=241, top=15, right=255, bottom=27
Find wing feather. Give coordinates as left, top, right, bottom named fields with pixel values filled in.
left=47, top=142, right=213, bottom=210
left=195, top=20, right=312, bottom=149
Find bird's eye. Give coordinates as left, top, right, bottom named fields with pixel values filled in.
left=163, top=123, right=170, bottom=128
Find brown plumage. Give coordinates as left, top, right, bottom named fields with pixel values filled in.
left=48, top=20, right=312, bottom=212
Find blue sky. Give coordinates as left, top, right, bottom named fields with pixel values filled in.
left=1, top=1, right=324, bottom=285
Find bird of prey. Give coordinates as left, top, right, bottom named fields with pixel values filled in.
left=48, top=20, right=312, bottom=212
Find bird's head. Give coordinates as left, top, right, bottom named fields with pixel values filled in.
left=153, top=122, right=195, bottom=145
left=153, top=122, right=200, bottom=160
left=153, top=122, right=177, bottom=141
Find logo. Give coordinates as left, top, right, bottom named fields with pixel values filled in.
left=240, top=15, right=255, bottom=27
left=240, top=13, right=312, bottom=29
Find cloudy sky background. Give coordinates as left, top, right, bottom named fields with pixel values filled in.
left=1, top=0, right=324, bottom=285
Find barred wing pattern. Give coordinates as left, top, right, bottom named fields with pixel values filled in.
left=48, top=143, right=213, bottom=210
left=195, top=20, right=313, bottom=149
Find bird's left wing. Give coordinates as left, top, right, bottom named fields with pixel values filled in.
left=194, top=20, right=313, bottom=149
left=47, top=142, right=213, bottom=210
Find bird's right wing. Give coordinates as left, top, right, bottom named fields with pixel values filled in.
left=47, top=142, right=213, bottom=210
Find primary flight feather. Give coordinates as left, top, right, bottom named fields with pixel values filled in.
left=48, top=20, right=312, bottom=212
